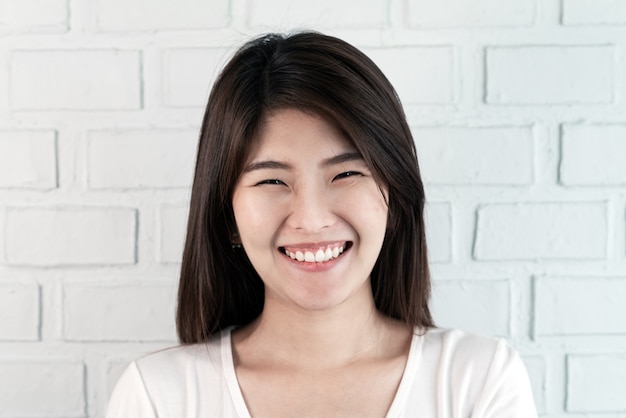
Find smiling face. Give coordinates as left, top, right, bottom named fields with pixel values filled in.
left=231, top=109, right=389, bottom=313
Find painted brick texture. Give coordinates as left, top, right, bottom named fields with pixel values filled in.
left=534, top=277, right=626, bottom=336
left=10, top=50, right=142, bottom=110
left=3, top=207, right=137, bottom=266
left=366, top=47, right=455, bottom=104
left=563, top=0, right=626, bottom=25
left=0, top=0, right=68, bottom=31
left=96, top=0, right=230, bottom=31
left=567, top=355, right=626, bottom=412
left=0, top=361, right=85, bottom=417
left=415, top=126, right=534, bottom=186
left=431, top=280, right=510, bottom=337
left=486, top=46, right=614, bottom=104
left=162, top=48, right=229, bottom=107
left=0, top=284, right=40, bottom=341
left=0, top=131, right=57, bottom=189
left=87, top=130, right=197, bottom=189
left=159, top=204, right=189, bottom=263
left=474, top=203, right=607, bottom=260
left=247, top=0, right=387, bottom=29
left=1, top=1, right=623, bottom=416
left=63, top=283, right=176, bottom=341
left=424, top=202, right=452, bottom=263
left=407, top=0, right=536, bottom=28
left=561, top=124, right=626, bottom=186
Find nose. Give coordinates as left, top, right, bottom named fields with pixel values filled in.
left=286, top=182, right=336, bottom=233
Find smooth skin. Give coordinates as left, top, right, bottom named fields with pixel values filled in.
left=231, top=109, right=412, bottom=417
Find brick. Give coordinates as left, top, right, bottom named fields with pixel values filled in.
left=561, top=124, right=626, bottom=186
left=568, top=354, right=626, bottom=411
left=414, top=126, right=533, bottom=185
left=0, top=361, right=84, bottom=417
left=0, top=131, right=57, bottom=189
left=248, top=0, right=386, bottom=28
left=523, top=356, right=547, bottom=414
left=96, top=0, right=229, bottom=31
left=430, top=280, right=510, bottom=336
left=0, top=284, right=39, bottom=341
left=159, top=205, right=189, bottom=264
left=87, top=130, right=197, bottom=189
left=563, top=0, right=626, bottom=25
left=408, top=0, right=535, bottom=28
left=486, top=46, right=614, bottom=104
left=10, top=50, right=141, bottom=110
left=0, top=0, right=67, bottom=31
left=4, top=207, right=136, bottom=266
left=63, top=283, right=176, bottom=341
left=535, top=277, right=626, bottom=336
left=163, top=48, right=229, bottom=108
left=366, top=47, right=454, bottom=104
left=424, top=202, right=452, bottom=263
left=474, top=203, right=607, bottom=260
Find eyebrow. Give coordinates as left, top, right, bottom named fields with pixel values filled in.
left=242, top=152, right=363, bottom=173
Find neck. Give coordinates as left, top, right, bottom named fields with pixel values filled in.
left=234, top=290, right=408, bottom=370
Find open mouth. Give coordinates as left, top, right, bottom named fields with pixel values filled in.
left=279, top=242, right=352, bottom=263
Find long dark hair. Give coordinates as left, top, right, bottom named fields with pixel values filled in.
left=177, top=31, right=433, bottom=343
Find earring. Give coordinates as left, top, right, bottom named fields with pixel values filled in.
left=231, top=232, right=242, bottom=249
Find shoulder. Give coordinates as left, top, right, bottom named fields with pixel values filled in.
left=134, top=333, right=227, bottom=398
left=419, top=327, right=531, bottom=384
left=134, top=337, right=223, bottom=384
left=106, top=331, right=231, bottom=417
left=403, top=328, right=537, bottom=416
left=420, top=327, right=509, bottom=366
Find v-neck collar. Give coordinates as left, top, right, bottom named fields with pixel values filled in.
left=221, top=327, right=424, bottom=418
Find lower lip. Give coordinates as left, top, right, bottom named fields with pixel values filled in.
left=280, top=248, right=349, bottom=272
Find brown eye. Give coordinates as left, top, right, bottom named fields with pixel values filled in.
left=255, top=179, right=285, bottom=186
left=333, top=171, right=362, bottom=181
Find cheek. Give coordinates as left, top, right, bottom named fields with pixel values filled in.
left=232, top=190, right=281, bottom=242
left=339, top=185, right=388, bottom=234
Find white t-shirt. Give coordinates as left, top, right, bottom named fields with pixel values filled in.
left=106, top=327, right=537, bottom=417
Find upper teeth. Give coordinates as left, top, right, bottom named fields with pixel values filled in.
left=284, top=244, right=345, bottom=263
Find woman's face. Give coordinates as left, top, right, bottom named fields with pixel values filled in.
left=232, top=109, right=388, bottom=313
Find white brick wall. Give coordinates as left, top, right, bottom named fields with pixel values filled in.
left=247, top=0, right=387, bottom=29
left=87, top=130, right=197, bottom=189
left=366, top=47, right=455, bottom=105
left=567, top=354, right=626, bottom=412
left=0, top=361, right=85, bottom=417
left=10, top=50, right=142, bottom=110
left=158, top=204, right=189, bottom=264
left=563, top=0, right=626, bottom=25
left=431, top=280, right=510, bottom=337
left=424, top=202, right=452, bottom=263
left=0, top=284, right=40, bottom=340
left=3, top=207, right=137, bottom=266
left=0, top=130, right=57, bottom=189
left=162, top=48, right=230, bottom=107
left=561, top=124, right=626, bottom=186
left=0, top=0, right=68, bottom=32
left=407, top=0, right=536, bottom=28
left=474, top=203, right=607, bottom=260
left=95, top=0, right=230, bottom=31
left=485, top=46, right=615, bottom=104
left=534, top=277, right=626, bottom=336
left=415, top=126, right=534, bottom=185
left=63, top=283, right=176, bottom=342
left=1, top=1, right=624, bottom=416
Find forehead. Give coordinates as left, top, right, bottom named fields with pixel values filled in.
left=248, top=109, right=355, bottom=160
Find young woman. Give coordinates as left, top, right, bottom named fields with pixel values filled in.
left=106, top=32, right=537, bottom=417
